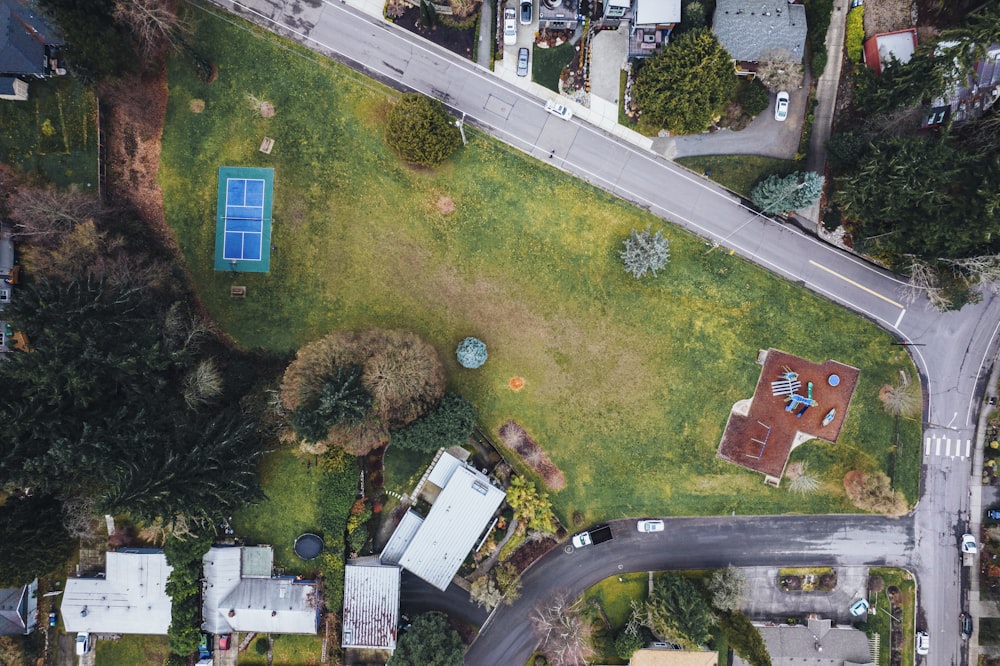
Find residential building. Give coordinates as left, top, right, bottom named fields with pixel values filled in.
left=381, top=448, right=505, bottom=591
left=932, top=42, right=1000, bottom=125
left=628, top=0, right=680, bottom=58
left=202, top=545, right=319, bottom=635
left=538, top=0, right=581, bottom=32
left=0, top=579, right=37, bottom=635
left=341, top=559, right=401, bottom=657
left=733, top=615, right=875, bottom=666
left=0, top=0, right=66, bottom=101
left=713, top=0, right=807, bottom=75
left=62, top=550, right=173, bottom=635
left=862, top=28, right=918, bottom=76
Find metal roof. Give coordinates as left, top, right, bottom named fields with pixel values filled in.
left=713, top=0, right=806, bottom=63
left=380, top=509, right=424, bottom=566
left=219, top=578, right=319, bottom=634
left=397, top=465, right=505, bottom=590
left=341, top=563, right=400, bottom=650
left=241, top=545, right=274, bottom=578
left=61, top=551, right=173, bottom=635
left=201, top=547, right=243, bottom=635
left=426, top=449, right=465, bottom=489
left=634, top=0, right=681, bottom=27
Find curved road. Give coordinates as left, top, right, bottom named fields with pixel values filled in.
left=201, top=1, right=1000, bottom=663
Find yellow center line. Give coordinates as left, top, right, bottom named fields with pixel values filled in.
left=808, top=260, right=904, bottom=309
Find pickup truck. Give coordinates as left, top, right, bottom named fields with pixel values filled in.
left=572, top=524, right=613, bottom=548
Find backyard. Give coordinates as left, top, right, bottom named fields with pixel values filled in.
left=158, top=7, right=921, bottom=526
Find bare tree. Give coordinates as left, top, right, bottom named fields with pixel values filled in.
left=61, top=495, right=101, bottom=540
left=709, top=565, right=748, bottom=612
left=531, top=594, right=596, bottom=666
left=900, top=255, right=951, bottom=310
left=184, top=359, right=224, bottom=409
left=8, top=186, right=104, bottom=244
left=755, top=51, right=804, bottom=92
left=945, top=254, right=1000, bottom=292
left=113, top=0, right=189, bottom=57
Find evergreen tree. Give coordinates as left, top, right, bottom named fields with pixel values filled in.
left=750, top=171, right=824, bottom=214
left=717, top=611, right=771, bottom=666
left=385, top=94, right=461, bottom=166
left=390, top=393, right=475, bottom=452
left=645, top=573, right=714, bottom=648
left=388, top=613, right=464, bottom=666
left=621, top=225, right=670, bottom=278
left=0, top=495, right=72, bottom=587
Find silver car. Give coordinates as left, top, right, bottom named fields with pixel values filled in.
left=516, top=47, right=529, bottom=77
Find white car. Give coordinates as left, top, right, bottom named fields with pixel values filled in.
left=774, top=91, right=789, bottom=122
left=544, top=99, right=573, bottom=120
left=503, top=7, right=517, bottom=46
left=962, top=533, right=978, bottom=554
left=915, top=630, right=930, bottom=655
left=637, top=519, right=664, bottom=532
left=75, top=633, right=91, bottom=656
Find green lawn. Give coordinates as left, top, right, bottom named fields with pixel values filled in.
left=532, top=41, right=576, bottom=92
left=95, top=635, right=169, bottom=664
left=868, top=567, right=915, bottom=666
left=230, top=447, right=323, bottom=575
left=676, top=155, right=797, bottom=199
left=0, top=77, right=98, bottom=188
left=238, top=634, right=323, bottom=665
left=159, top=7, right=920, bottom=526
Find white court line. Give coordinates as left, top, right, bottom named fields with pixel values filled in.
left=936, top=438, right=941, bottom=456
left=946, top=439, right=952, bottom=456
left=925, top=437, right=931, bottom=456
left=967, top=440, right=972, bottom=458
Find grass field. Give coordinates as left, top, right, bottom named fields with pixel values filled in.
left=532, top=42, right=576, bottom=92
left=868, top=567, right=915, bottom=666
left=160, top=7, right=920, bottom=525
left=676, top=155, right=797, bottom=199
left=95, top=635, right=169, bottom=664
left=0, top=77, right=97, bottom=188
left=238, top=634, right=323, bottom=665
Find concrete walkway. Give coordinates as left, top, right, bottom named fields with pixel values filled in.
left=476, top=0, right=492, bottom=67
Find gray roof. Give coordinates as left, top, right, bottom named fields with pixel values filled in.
left=62, top=551, right=173, bottom=635
left=219, top=578, right=319, bottom=634
left=202, top=546, right=318, bottom=635
left=342, top=562, right=400, bottom=650
left=0, top=0, right=61, bottom=76
left=380, top=509, right=424, bottom=566
left=713, top=0, right=806, bottom=63
left=397, top=463, right=505, bottom=590
left=733, top=617, right=875, bottom=666
left=0, top=580, right=36, bottom=636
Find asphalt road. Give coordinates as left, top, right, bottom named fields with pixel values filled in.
left=201, top=1, right=1000, bottom=663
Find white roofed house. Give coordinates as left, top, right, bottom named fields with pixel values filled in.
left=380, top=448, right=506, bottom=591
left=341, top=559, right=400, bottom=659
left=201, top=545, right=319, bottom=636
left=61, top=549, right=173, bottom=635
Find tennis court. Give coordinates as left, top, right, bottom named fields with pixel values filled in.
left=214, top=166, right=274, bottom=272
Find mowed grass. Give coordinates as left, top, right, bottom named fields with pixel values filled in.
left=532, top=41, right=576, bottom=92
left=676, top=155, right=797, bottom=198
left=868, top=568, right=915, bottom=666
left=159, top=7, right=920, bottom=525
left=238, top=634, right=323, bottom=665
left=0, top=77, right=97, bottom=188
left=230, top=447, right=323, bottom=575
left=95, top=635, right=169, bottom=664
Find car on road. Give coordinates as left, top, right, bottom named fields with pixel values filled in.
left=545, top=99, right=573, bottom=120
left=503, top=7, right=517, bottom=46
left=849, top=598, right=869, bottom=616
left=962, top=533, right=978, bottom=554
left=988, top=509, right=1000, bottom=520
left=516, top=47, right=529, bottom=77
left=520, top=0, right=532, bottom=24
left=961, top=612, right=973, bottom=639
left=75, top=633, right=91, bottom=656
left=915, top=630, right=930, bottom=655
left=774, top=91, right=789, bottom=122
left=219, top=633, right=232, bottom=650
left=637, top=519, right=664, bottom=532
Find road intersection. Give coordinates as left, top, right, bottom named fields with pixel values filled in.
left=199, top=0, right=1000, bottom=661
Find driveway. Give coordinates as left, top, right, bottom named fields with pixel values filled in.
left=740, top=566, right=870, bottom=625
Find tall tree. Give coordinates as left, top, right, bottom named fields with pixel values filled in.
left=0, top=495, right=73, bottom=587
left=388, top=613, right=464, bottom=666
left=633, top=29, right=736, bottom=134
left=531, top=594, right=595, bottom=666
left=385, top=94, right=461, bottom=166
left=750, top=172, right=824, bottom=214
left=506, top=476, right=558, bottom=534
left=644, top=573, right=714, bottom=648
left=709, top=565, right=748, bottom=612
left=36, top=0, right=136, bottom=81
left=717, top=611, right=771, bottom=666
left=390, top=393, right=475, bottom=452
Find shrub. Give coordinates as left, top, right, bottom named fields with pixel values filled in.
left=621, top=225, right=670, bottom=278
left=391, top=393, right=475, bottom=452
left=811, top=51, right=828, bottom=78
left=846, top=7, right=865, bottom=62
left=288, top=365, right=371, bottom=443
left=615, top=631, right=646, bottom=658
left=456, top=337, right=488, bottom=368
left=255, top=637, right=269, bottom=655
left=739, top=78, right=771, bottom=117
left=385, top=94, right=461, bottom=167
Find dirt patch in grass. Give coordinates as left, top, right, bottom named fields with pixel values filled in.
left=189, top=98, right=205, bottom=113
left=436, top=196, right=456, bottom=214
left=500, top=421, right=567, bottom=490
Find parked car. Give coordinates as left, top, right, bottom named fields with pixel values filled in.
left=774, top=91, right=789, bottom=122
left=519, top=0, right=532, bottom=24
left=219, top=633, right=232, bottom=650
left=516, top=47, right=529, bottom=77
left=849, top=598, right=869, bottom=617
left=545, top=99, right=573, bottom=120
left=637, top=519, right=664, bottom=532
left=915, top=630, right=930, bottom=655
left=960, top=612, right=973, bottom=639
left=988, top=508, right=1000, bottom=520
left=962, top=533, right=978, bottom=554
left=503, top=7, right=517, bottom=46
left=75, top=633, right=91, bottom=656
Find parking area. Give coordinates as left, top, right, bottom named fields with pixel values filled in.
left=740, top=566, right=871, bottom=625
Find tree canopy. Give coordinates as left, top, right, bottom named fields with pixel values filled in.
left=750, top=171, right=824, bottom=214
left=505, top=475, right=558, bottom=534
left=621, top=225, right=670, bottom=278
left=645, top=573, right=714, bottom=648
left=390, top=393, right=475, bottom=452
left=0, top=495, right=72, bottom=587
left=388, top=612, right=464, bottom=666
left=385, top=94, right=463, bottom=166
left=633, top=29, right=736, bottom=134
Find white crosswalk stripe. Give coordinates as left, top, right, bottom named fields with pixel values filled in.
left=923, top=434, right=973, bottom=460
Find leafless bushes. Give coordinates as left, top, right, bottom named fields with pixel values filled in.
left=530, top=594, right=595, bottom=666
left=499, top=421, right=566, bottom=490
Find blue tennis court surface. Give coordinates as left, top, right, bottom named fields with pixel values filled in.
left=214, top=167, right=274, bottom=272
